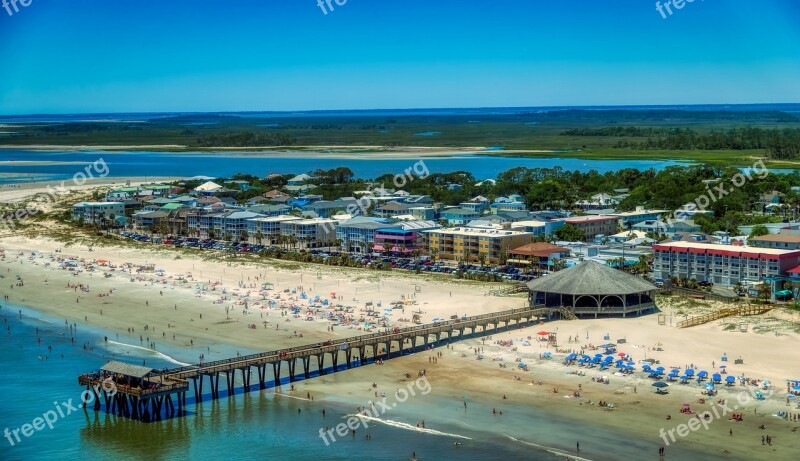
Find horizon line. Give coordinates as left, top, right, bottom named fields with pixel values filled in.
left=2, top=102, right=800, bottom=118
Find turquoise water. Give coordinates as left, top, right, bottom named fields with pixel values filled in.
left=0, top=303, right=734, bottom=461
left=0, top=149, right=687, bottom=184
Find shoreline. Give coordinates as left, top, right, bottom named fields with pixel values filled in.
left=1, top=236, right=798, bottom=459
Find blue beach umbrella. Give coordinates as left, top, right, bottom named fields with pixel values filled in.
left=712, top=373, right=722, bottom=382
left=725, top=376, right=736, bottom=384
left=685, top=369, right=695, bottom=376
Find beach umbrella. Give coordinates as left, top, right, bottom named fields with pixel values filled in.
left=725, top=376, right=736, bottom=384
left=685, top=369, right=695, bottom=376
left=537, top=331, right=549, bottom=336
left=697, top=371, right=708, bottom=378
left=793, top=385, right=800, bottom=391
left=617, top=352, right=626, bottom=357
left=652, top=382, right=668, bottom=388
left=712, top=373, right=722, bottom=382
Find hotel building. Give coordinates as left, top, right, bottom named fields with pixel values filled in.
left=425, top=227, right=533, bottom=264
left=652, top=241, right=800, bottom=286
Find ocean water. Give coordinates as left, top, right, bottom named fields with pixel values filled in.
left=0, top=301, right=741, bottom=461
left=0, top=149, right=686, bottom=184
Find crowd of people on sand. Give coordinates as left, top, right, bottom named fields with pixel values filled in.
left=1, top=248, right=457, bottom=363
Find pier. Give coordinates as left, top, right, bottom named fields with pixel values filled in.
left=78, top=306, right=550, bottom=421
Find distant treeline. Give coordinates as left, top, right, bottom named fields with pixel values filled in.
left=40, top=123, right=141, bottom=133
left=522, top=109, right=798, bottom=122
left=560, top=127, right=669, bottom=137
left=613, top=127, right=800, bottom=158
left=195, top=132, right=297, bottom=147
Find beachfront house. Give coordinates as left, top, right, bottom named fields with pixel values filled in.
left=372, top=221, right=440, bottom=254
left=279, top=218, right=338, bottom=249
left=245, top=216, right=301, bottom=244
left=336, top=218, right=400, bottom=253
left=72, top=202, right=125, bottom=225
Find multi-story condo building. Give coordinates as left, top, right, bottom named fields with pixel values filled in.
left=652, top=241, right=800, bottom=286
left=558, top=216, right=618, bottom=241
left=425, top=227, right=534, bottom=264
left=72, top=202, right=125, bottom=225
left=336, top=219, right=401, bottom=253
left=245, top=216, right=301, bottom=244
left=279, top=218, right=338, bottom=248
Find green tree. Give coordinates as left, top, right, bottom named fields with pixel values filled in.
left=555, top=224, right=585, bottom=242
left=749, top=224, right=769, bottom=239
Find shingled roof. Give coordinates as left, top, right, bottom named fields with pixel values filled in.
left=100, top=360, right=154, bottom=378
left=525, top=260, right=655, bottom=296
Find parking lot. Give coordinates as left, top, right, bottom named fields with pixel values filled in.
left=119, top=232, right=538, bottom=282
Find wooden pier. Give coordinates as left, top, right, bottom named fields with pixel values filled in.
left=78, top=306, right=551, bottom=421
left=675, top=304, right=774, bottom=328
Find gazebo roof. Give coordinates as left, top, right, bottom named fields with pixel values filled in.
left=526, top=260, right=656, bottom=296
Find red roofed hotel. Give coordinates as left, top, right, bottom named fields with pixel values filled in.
left=652, top=241, right=800, bottom=286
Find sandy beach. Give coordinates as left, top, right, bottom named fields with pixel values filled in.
left=1, top=234, right=798, bottom=460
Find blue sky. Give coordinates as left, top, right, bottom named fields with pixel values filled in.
left=0, top=0, right=798, bottom=114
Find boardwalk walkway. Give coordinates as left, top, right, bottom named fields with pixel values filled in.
left=676, top=304, right=773, bottom=328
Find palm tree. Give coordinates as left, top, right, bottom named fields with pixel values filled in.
left=758, top=281, right=772, bottom=303
left=530, top=256, right=541, bottom=275
left=240, top=229, right=249, bottom=242
left=224, top=231, right=233, bottom=243
left=254, top=231, right=264, bottom=245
